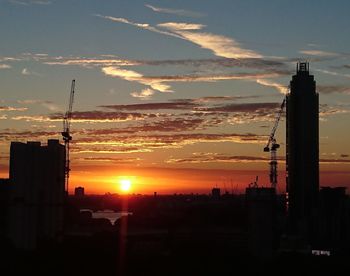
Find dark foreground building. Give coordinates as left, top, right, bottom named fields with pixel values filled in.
left=286, top=62, right=319, bottom=242
left=246, top=187, right=277, bottom=257
left=8, top=139, right=65, bottom=249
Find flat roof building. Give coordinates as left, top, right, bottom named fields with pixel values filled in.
left=8, top=139, right=65, bottom=249
left=74, top=186, right=85, bottom=197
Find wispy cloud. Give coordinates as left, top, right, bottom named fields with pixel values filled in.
left=256, top=79, right=289, bottom=94
left=97, top=15, right=262, bottom=59
left=44, top=58, right=139, bottom=67
left=299, top=50, right=340, bottom=57
left=130, top=88, right=155, bottom=99
left=77, top=157, right=142, bottom=164
left=166, top=153, right=350, bottom=165
left=9, top=0, right=52, bottom=5
left=94, top=14, right=182, bottom=39
left=44, top=55, right=285, bottom=70
left=17, top=99, right=61, bottom=111
left=102, top=65, right=287, bottom=93
left=21, top=67, right=41, bottom=76
left=0, top=64, right=11, bottom=69
left=315, top=69, right=350, bottom=78
left=193, top=96, right=253, bottom=103
left=75, top=132, right=266, bottom=154
left=100, top=101, right=198, bottom=111
left=0, top=106, right=27, bottom=112
left=145, top=4, right=205, bottom=18
left=21, top=68, right=30, bottom=75
left=319, top=104, right=350, bottom=118
left=101, top=66, right=172, bottom=92
left=158, top=23, right=262, bottom=58
left=317, top=85, right=350, bottom=95
left=4, top=52, right=288, bottom=99
left=0, top=129, right=58, bottom=142
left=319, top=158, right=350, bottom=164
left=94, top=100, right=283, bottom=132
left=12, top=111, right=159, bottom=123
left=196, top=102, right=280, bottom=113
left=157, top=22, right=205, bottom=30
left=166, top=153, right=270, bottom=164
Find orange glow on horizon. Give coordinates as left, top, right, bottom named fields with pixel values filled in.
left=65, top=164, right=350, bottom=195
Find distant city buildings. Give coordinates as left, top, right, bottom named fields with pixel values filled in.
left=74, top=186, right=85, bottom=197
left=211, top=187, right=221, bottom=199
left=8, top=139, right=65, bottom=249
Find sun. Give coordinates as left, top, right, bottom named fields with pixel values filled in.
left=120, top=179, right=132, bottom=192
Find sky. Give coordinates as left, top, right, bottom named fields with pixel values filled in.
left=0, top=0, right=350, bottom=194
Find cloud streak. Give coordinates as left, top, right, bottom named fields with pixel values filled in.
left=44, top=55, right=286, bottom=70
left=256, top=79, right=289, bottom=94
left=145, top=4, right=206, bottom=18
left=299, top=50, right=340, bottom=57
left=316, top=69, right=350, bottom=78
left=98, top=15, right=262, bottom=59
left=157, top=22, right=206, bottom=31
left=9, top=0, right=52, bottom=5
left=12, top=111, right=159, bottom=123
left=95, top=14, right=182, bottom=40
left=166, top=153, right=271, bottom=164
left=102, top=66, right=172, bottom=92
left=100, top=101, right=198, bottom=111
left=317, top=85, right=350, bottom=95
left=75, top=132, right=267, bottom=154
left=21, top=68, right=41, bottom=76
left=130, top=88, right=155, bottom=99
left=0, top=64, right=11, bottom=69
left=76, top=157, right=142, bottom=164
left=160, top=25, right=263, bottom=59
left=0, top=106, right=27, bottom=112
left=102, top=65, right=288, bottom=93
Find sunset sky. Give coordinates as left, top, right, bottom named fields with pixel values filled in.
left=1, top=0, right=349, bottom=194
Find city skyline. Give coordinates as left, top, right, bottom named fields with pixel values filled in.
left=1, top=0, right=350, bottom=194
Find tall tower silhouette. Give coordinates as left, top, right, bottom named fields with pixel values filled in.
left=286, top=62, right=319, bottom=240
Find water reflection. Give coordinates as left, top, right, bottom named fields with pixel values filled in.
left=80, top=209, right=132, bottom=224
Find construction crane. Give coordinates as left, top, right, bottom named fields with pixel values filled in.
left=248, top=176, right=259, bottom=188
left=62, top=80, right=75, bottom=195
left=264, top=97, right=286, bottom=189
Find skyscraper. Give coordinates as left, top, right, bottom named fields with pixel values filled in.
left=286, top=62, right=319, bottom=240
left=8, top=139, right=65, bottom=249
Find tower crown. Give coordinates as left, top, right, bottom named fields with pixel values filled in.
left=297, top=62, right=309, bottom=75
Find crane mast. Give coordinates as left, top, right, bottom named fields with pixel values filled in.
left=62, top=80, right=75, bottom=195
left=264, top=97, right=286, bottom=189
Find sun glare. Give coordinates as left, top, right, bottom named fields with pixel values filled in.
left=120, top=179, right=132, bottom=192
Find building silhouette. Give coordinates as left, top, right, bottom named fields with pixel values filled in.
left=286, top=62, right=319, bottom=242
left=211, top=187, right=221, bottom=199
left=0, top=178, right=10, bottom=238
left=74, top=186, right=85, bottom=197
left=8, top=139, right=65, bottom=249
left=245, top=186, right=277, bottom=257
left=318, top=187, right=349, bottom=252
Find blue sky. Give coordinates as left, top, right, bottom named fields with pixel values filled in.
left=1, top=0, right=350, bottom=193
